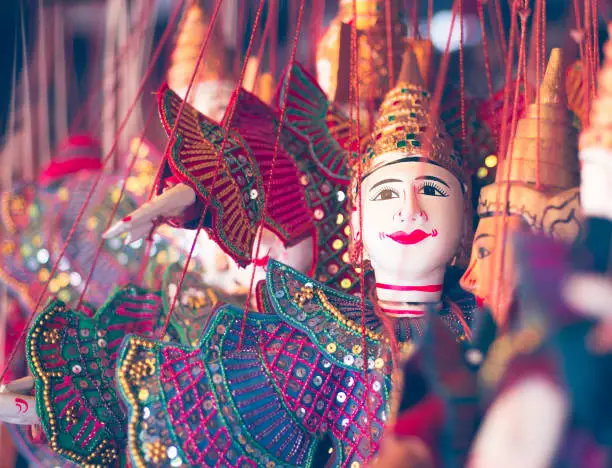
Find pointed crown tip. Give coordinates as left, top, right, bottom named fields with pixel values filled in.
left=397, top=47, right=425, bottom=87
left=540, top=48, right=566, bottom=105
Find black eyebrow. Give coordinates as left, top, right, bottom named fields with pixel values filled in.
left=369, top=178, right=403, bottom=190
left=414, top=175, right=450, bottom=188
left=474, top=233, right=493, bottom=241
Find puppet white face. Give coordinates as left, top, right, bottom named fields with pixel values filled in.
left=352, top=156, right=464, bottom=303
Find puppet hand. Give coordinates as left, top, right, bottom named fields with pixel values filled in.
left=0, top=376, right=38, bottom=425
left=103, top=183, right=196, bottom=244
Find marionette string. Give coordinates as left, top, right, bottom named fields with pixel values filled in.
left=160, top=0, right=269, bottom=339
left=0, top=0, right=187, bottom=384
left=478, top=0, right=495, bottom=103
left=492, top=0, right=529, bottom=330
left=237, top=0, right=307, bottom=351
left=76, top=107, right=157, bottom=309
left=385, top=0, right=396, bottom=86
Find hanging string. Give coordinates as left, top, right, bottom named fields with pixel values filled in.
left=160, top=0, right=268, bottom=339
left=234, top=0, right=246, bottom=78
left=493, top=0, right=508, bottom=61
left=36, top=0, right=50, bottom=166
left=593, top=0, right=600, bottom=75
left=251, top=0, right=276, bottom=91
left=497, top=0, right=519, bottom=181
left=426, top=0, right=460, bottom=156
left=53, top=3, right=68, bottom=143
left=478, top=0, right=495, bottom=103
left=0, top=0, right=187, bottom=384
left=270, top=0, right=278, bottom=77
left=348, top=0, right=374, bottom=458
left=573, top=0, right=589, bottom=124
left=493, top=0, right=529, bottom=329
left=237, top=0, right=307, bottom=350
left=385, top=0, right=396, bottom=87
left=459, top=0, right=467, bottom=154
left=3, top=28, right=19, bottom=189
left=19, top=4, right=34, bottom=182
left=309, top=0, right=325, bottom=71
left=535, top=0, right=542, bottom=190
left=76, top=108, right=157, bottom=308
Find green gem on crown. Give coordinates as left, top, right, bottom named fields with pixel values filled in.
left=388, top=115, right=396, bottom=122
left=396, top=140, right=407, bottom=149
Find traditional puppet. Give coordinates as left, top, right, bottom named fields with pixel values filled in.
left=459, top=48, right=584, bottom=328
left=467, top=28, right=612, bottom=468
left=0, top=46, right=476, bottom=467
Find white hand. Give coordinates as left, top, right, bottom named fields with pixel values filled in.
left=0, top=377, right=38, bottom=425
left=103, top=183, right=196, bottom=243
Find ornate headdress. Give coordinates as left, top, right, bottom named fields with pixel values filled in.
left=360, top=46, right=467, bottom=186
left=167, top=0, right=228, bottom=90
left=316, top=0, right=405, bottom=104
left=478, top=49, right=582, bottom=241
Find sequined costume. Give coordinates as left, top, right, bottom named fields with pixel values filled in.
left=0, top=136, right=204, bottom=468
left=25, top=48, right=477, bottom=466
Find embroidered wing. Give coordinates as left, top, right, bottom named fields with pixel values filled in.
left=26, top=285, right=163, bottom=466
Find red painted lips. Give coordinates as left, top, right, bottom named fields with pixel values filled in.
left=386, top=229, right=438, bottom=245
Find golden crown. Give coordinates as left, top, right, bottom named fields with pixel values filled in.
left=359, top=46, right=466, bottom=185
left=495, top=48, right=578, bottom=190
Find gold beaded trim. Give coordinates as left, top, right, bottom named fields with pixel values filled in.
left=29, top=303, right=120, bottom=466
left=293, top=284, right=386, bottom=343
left=117, top=336, right=155, bottom=468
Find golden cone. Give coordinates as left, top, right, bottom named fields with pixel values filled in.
left=361, top=46, right=465, bottom=185
left=167, top=0, right=226, bottom=90
left=496, top=48, right=579, bottom=190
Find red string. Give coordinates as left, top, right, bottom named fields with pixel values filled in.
left=385, top=0, right=396, bottom=87
left=252, top=0, right=275, bottom=90
left=76, top=108, right=157, bottom=308
left=535, top=0, right=542, bottom=190
left=234, top=2, right=246, bottom=78
left=477, top=0, right=495, bottom=103
left=348, top=0, right=372, bottom=458
left=427, top=0, right=460, bottom=152
left=573, top=0, right=589, bottom=124
left=593, top=0, right=600, bottom=75
left=160, top=0, right=268, bottom=339
left=493, top=0, right=508, bottom=64
left=459, top=0, right=467, bottom=155
left=237, top=0, right=307, bottom=351
left=270, top=0, right=278, bottom=77
left=0, top=0, right=187, bottom=384
left=497, top=0, right=519, bottom=181
left=494, top=0, right=528, bottom=330
left=309, top=0, right=325, bottom=71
